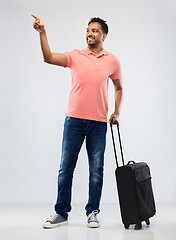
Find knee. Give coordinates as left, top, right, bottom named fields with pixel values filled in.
left=90, top=167, right=104, bottom=183
left=58, top=165, right=73, bottom=178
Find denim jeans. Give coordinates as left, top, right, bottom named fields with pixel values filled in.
left=55, top=116, right=107, bottom=219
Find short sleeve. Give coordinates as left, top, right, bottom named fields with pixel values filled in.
left=64, top=51, right=73, bottom=68
left=109, top=56, right=122, bottom=80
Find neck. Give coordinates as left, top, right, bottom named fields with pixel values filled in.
left=88, top=45, right=103, bottom=56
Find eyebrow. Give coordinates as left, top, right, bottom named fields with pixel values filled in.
left=87, top=28, right=99, bottom=31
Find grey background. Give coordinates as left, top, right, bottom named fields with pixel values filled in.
left=0, top=0, right=176, bottom=204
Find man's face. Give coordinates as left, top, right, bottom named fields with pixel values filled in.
left=86, top=22, right=106, bottom=47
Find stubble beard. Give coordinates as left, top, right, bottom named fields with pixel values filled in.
left=86, top=38, right=98, bottom=48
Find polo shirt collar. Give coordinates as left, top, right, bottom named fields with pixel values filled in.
left=82, top=47, right=108, bottom=57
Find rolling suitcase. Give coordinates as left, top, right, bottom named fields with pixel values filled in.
left=110, top=121, right=156, bottom=229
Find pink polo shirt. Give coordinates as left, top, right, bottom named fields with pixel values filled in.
left=64, top=47, right=121, bottom=122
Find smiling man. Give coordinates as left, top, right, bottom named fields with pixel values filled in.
left=31, top=15, right=122, bottom=228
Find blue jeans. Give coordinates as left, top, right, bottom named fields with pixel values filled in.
left=55, top=117, right=107, bottom=219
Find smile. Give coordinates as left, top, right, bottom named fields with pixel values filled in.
left=87, top=37, right=95, bottom=40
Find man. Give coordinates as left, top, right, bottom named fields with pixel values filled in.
left=31, top=14, right=122, bottom=228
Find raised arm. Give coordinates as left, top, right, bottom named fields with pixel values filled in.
left=31, top=14, right=67, bottom=67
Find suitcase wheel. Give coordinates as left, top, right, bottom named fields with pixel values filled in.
left=124, top=224, right=130, bottom=229
left=145, top=219, right=150, bottom=226
left=134, top=222, right=142, bottom=230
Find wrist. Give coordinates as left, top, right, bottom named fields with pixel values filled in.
left=114, top=111, right=120, bottom=115
left=39, top=28, right=46, bottom=34
left=40, top=31, right=46, bottom=35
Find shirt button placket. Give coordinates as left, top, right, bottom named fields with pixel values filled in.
left=95, top=61, right=98, bottom=70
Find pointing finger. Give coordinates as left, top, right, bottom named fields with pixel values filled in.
left=31, top=14, right=39, bottom=20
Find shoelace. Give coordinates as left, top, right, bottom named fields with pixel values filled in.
left=49, top=214, right=59, bottom=221
left=88, top=210, right=99, bottom=221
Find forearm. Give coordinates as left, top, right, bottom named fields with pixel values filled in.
left=109, top=78, right=123, bottom=123
left=114, top=88, right=122, bottom=114
left=39, top=30, right=52, bottom=62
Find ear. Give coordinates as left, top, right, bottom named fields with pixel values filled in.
left=102, top=33, right=107, bottom=41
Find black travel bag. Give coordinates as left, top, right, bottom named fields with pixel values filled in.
left=110, top=121, right=156, bottom=229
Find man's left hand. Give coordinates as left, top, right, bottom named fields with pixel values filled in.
left=109, top=112, right=119, bottom=124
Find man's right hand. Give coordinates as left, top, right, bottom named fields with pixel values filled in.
left=31, top=13, right=67, bottom=67
left=31, top=14, right=45, bottom=33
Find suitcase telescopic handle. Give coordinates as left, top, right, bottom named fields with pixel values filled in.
left=110, top=120, right=125, bottom=167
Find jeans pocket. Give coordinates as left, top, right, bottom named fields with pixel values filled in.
left=65, top=116, right=71, bottom=121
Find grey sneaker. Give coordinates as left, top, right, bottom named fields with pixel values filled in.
left=87, top=210, right=100, bottom=228
left=42, top=214, right=68, bottom=229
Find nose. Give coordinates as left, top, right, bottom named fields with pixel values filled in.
left=87, top=32, right=94, bottom=38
